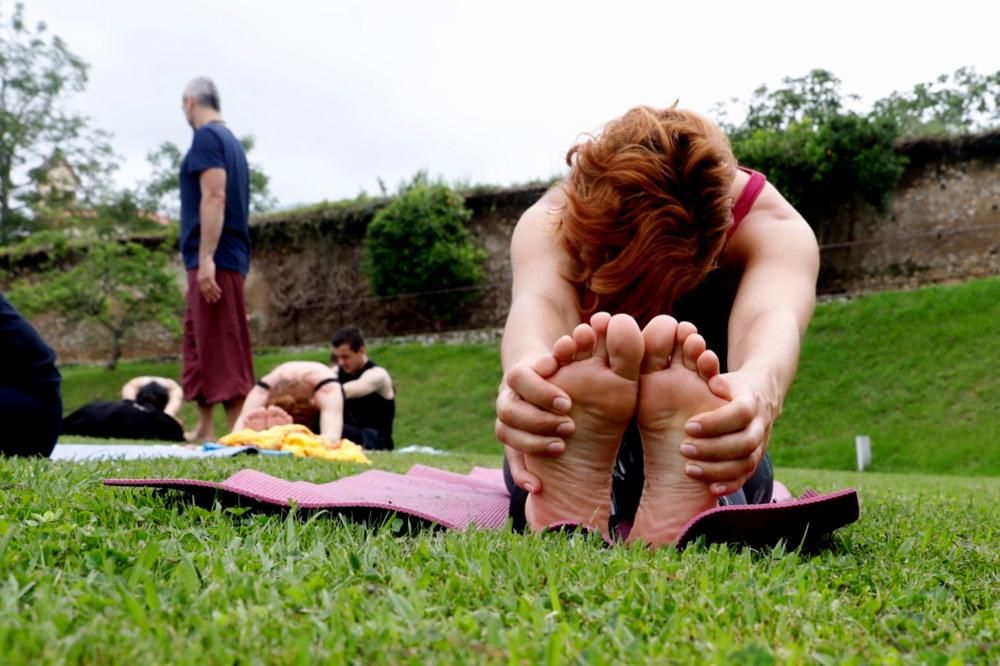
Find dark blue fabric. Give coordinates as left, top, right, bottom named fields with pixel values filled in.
left=0, top=292, right=62, bottom=457
left=0, top=292, right=61, bottom=391
left=179, top=123, right=251, bottom=275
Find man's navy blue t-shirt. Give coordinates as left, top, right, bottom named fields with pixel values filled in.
left=179, top=122, right=251, bottom=275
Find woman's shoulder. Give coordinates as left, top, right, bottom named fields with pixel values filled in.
left=522, top=182, right=567, bottom=220
left=722, top=181, right=816, bottom=264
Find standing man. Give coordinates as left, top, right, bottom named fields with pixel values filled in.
left=178, top=77, right=254, bottom=442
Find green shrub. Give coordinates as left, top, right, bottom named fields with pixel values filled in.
left=363, top=175, right=486, bottom=326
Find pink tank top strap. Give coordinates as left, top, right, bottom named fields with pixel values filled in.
left=727, top=167, right=767, bottom=240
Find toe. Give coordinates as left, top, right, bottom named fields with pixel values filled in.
left=551, top=335, right=577, bottom=366
left=696, top=348, right=721, bottom=381
left=572, top=323, right=597, bottom=362
left=607, top=314, right=643, bottom=380
left=671, top=321, right=698, bottom=367
left=682, top=333, right=707, bottom=371
left=587, top=312, right=611, bottom=363
left=641, top=315, right=677, bottom=374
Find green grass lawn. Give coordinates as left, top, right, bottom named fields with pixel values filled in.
left=774, top=277, right=1000, bottom=476
left=0, top=454, right=996, bottom=663
left=9, top=278, right=997, bottom=662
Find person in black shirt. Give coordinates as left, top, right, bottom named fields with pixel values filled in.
left=330, top=327, right=395, bottom=451
left=0, top=292, right=62, bottom=457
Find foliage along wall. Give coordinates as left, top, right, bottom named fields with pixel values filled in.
left=3, top=133, right=998, bottom=362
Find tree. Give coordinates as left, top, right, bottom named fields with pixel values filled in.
left=0, top=2, right=118, bottom=243
left=719, top=69, right=908, bottom=244
left=139, top=135, right=277, bottom=219
left=872, top=67, right=1000, bottom=137
left=8, top=238, right=183, bottom=369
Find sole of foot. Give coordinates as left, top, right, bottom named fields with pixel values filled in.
left=628, top=317, right=726, bottom=547
left=524, top=312, right=643, bottom=538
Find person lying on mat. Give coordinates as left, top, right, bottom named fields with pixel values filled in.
left=495, top=104, right=819, bottom=546
left=62, top=380, right=184, bottom=442
left=232, top=346, right=394, bottom=450
left=121, top=377, right=183, bottom=419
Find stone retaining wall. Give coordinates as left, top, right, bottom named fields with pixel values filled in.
left=11, top=132, right=1000, bottom=363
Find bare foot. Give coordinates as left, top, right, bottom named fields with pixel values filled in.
left=628, top=317, right=725, bottom=547
left=524, top=313, right=643, bottom=537
left=244, top=407, right=270, bottom=432
left=244, top=406, right=294, bottom=431
left=265, top=406, right=293, bottom=428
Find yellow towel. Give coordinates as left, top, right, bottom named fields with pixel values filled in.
left=218, top=424, right=371, bottom=464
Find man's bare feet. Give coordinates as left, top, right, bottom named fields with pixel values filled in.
left=628, top=317, right=725, bottom=547
left=524, top=313, right=643, bottom=537
left=243, top=406, right=294, bottom=431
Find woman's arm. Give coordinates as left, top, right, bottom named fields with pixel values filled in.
left=682, top=183, right=819, bottom=495
left=495, top=191, right=584, bottom=491
left=314, top=384, right=344, bottom=443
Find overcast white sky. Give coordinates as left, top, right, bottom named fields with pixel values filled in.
left=26, top=0, right=1000, bottom=208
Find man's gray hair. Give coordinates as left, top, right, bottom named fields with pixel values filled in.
left=183, top=77, right=221, bottom=111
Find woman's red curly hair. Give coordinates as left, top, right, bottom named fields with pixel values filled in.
left=560, top=105, right=736, bottom=327
left=266, top=379, right=319, bottom=430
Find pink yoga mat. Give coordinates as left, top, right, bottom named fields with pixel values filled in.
left=104, top=465, right=859, bottom=548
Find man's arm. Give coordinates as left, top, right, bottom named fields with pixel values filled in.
left=682, top=185, right=819, bottom=495
left=342, top=366, right=393, bottom=400
left=197, top=167, right=227, bottom=303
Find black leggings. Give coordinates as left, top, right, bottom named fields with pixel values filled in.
left=342, top=424, right=392, bottom=451
left=504, top=420, right=774, bottom=532
left=0, top=385, right=61, bottom=457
